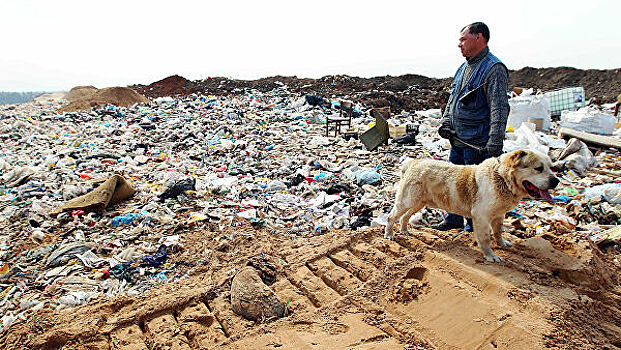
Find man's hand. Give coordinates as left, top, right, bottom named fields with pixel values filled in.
left=486, top=144, right=503, bottom=157
left=438, top=121, right=454, bottom=140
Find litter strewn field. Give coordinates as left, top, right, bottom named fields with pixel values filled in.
left=1, top=69, right=620, bottom=349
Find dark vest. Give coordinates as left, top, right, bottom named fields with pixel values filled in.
left=447, top=52, right=506, bottom=146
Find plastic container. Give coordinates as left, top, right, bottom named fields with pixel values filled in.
left=544, top=87, right=585, bottom=116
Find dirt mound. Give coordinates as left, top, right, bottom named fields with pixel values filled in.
left=59, top=87, right=149, bottom=112
left=510, top=67, right=621, bottom=103
left=3, top=226, right=619, bottom=349
left=65, top=86, right=98, bottom=102
left=515, top=234, right=618, bottom=288
left=33, top=92, right=68, bottom=105
left=133, top=75, right=194, bottom=98
left=130, top=66, right=620, bottom=113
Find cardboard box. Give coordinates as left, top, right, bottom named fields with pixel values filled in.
left=528, top=118, right=544, bottom=131
left=389, top=124, right=406, bottom=138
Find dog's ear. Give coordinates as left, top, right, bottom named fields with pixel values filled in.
left=505, top=150, right=527, bottom=167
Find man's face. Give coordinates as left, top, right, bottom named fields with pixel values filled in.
left=458, top=29, right=482, bottom=58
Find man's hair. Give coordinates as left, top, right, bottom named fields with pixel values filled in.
left=462, top=22, right=490, bottom=42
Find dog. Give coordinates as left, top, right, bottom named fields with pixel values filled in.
left=384, top=150, right=560, bottom=262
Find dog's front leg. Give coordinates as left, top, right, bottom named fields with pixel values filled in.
left=473, top=216, right=502, bottom=262
left=399, top=204, right=424, bottom=235
left=399, top=208, right=414, bottom=235
left=491, top=217, right=512, bottom=247
left=385, top=203, right=410, bottom=240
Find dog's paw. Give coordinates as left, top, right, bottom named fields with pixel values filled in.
left=499, top=238, right=513, bottom=247
left=384, top=232, right=395, bottom=241
left=484, top=252, right=502, bottom=263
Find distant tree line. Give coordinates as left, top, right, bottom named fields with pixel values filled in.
left=0, top=91, right=48, bottom=105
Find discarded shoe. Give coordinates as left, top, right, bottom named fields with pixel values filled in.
left=393, top=133, right=417, bottom=145
left=431, top=221, right=464, bottom=231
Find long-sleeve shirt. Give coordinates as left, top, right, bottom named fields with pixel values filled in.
left=442, top=47, right=509, bottom=148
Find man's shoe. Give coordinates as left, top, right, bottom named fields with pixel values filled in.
left=464, top=223, right=474, bottom=232
left=393, top=133, right=417, bottom=145
left=432, top=221, right=464, bottom=231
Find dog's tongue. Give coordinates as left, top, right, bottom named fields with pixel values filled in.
left=525, top=181, right=553, bottom=200
left=539, top=189, right=553, bottom=201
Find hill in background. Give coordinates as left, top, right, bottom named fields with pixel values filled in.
left=131, top=66, right=621, bottom=113
left=0, top=91, right=48, bottom=105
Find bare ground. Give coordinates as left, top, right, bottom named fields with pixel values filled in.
left=3, top=223, right=620, bottom=349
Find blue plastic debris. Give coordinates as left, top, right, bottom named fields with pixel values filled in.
left=354, top=166, right=382, bottom=185
left=553, top=195, right=572, bottom=204
left=507, top=210, right=523, bottom=219
left=111, top=213, right=144, bottom=226
left=139, top=244, right=167, bottom=268
left=110, top=262, right=136, bottom=282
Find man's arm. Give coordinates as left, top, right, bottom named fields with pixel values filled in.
left=438, top=92, right=455, bottom=140
left=441, top=92, right=451, bottom=123
left=483, top=64, right=509, bottom=155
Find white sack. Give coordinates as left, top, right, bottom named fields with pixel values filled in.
left=507, top=92, right=551, bottom=131
left=560, top=107, right=616, bottom=135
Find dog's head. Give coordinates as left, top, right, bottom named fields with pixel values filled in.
left=500, top=149, right=560, bottom=200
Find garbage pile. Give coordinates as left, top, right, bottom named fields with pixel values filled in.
left=0, top=83, right=620, bottom=333
left=131, top=74, right=451, bottom=113
left=0, top=89, right=397, bottom=330
left=130, top=65, right=621, bottom=113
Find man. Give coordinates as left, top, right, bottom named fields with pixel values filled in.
left=434, top=22, right=510, bottom=232
left=614, top=93, right=621, bottom=117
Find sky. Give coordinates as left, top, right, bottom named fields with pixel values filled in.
left=0, top=0, right=619, bottom=91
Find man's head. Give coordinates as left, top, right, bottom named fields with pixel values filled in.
left=459, top=22, right=489, bottom=58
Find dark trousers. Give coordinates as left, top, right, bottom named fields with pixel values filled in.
left=444, top=145, right=490, bottom=227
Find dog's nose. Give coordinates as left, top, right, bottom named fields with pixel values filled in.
left=549, top=176, right=560, bottom=189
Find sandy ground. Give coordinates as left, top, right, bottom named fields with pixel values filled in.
left=3, top=222, right=620, bottom=349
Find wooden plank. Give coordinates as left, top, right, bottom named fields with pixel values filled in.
left=558, top=127, right=621, bottom=150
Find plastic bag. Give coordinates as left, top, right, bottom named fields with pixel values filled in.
left=560, top=107, right=616, bottom=135
left=583, top=183, right=621, bottom=204
left=552, top=138, right=597, bottom=176
left=354, top=166, right=381, bottom=185
left=507, top=91, right=551, bottom=131
left=57, top=291, right=97, bottom=310
left=503, top=123, right=549, bottom=155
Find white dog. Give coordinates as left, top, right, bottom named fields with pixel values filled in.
left=384, top=150, right=559, bottom=262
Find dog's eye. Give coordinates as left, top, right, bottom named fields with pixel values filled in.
left=534, top=166, right=544, bottom=172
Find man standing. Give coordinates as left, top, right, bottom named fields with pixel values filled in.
left=434, top=22, right=510, bottom=232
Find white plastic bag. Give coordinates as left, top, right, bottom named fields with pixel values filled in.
left=503, top=123, right=549, bottom=155
left=560, top=107, right=616, bottom=135
left=553, top=138, right=597, bottom=176
left=507, top=91, right=551, bottom=131
left=583, top=183, right=621, bottom=204
left=415, top=109, right=442, bottom=119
